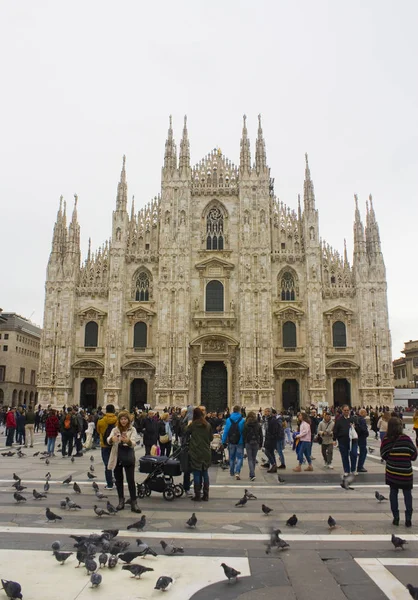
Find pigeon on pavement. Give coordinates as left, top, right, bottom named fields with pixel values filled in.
left=53, top=551, right=73, bottom=565
left=154, top=576, right=173, bottom=591
left=62, top=475, right=72, bottom=485
left=106, top=501, right=118, bottom=514
left=92, top=481, right=99, bottom=492
left=118, top=551, right=147, bottom=564
left=44, top=481, right=50, bottom=493
left=135, top=541, right=158, bottom=558
left=90, top=573, right=102, bottom=588
left=127, top=516, right=146, bottom=531
left=87, top=472, right=97, bottom=479
left=66, top=497, right=81, bottom=510
left=160, top=540, right=184, bottom=555
left=98, top=553, right=108, bottom=568
left=406, top=584, right=418, bottom=599
left=73, top=482, right=81, bottom=494
left=90, top=465, right=95, bottom=472
left=278, top=476, right=286, bottom=483
left=122, top=564, right=154, bottom=578
left=12, top=484, right=26, bottom=493
left=46, top=507, right=62, bottom=522
left=45, top=458, right=50, bottom=465
left=221, top=563, right=241, bottom=583
left=262, top=504, right=273, bottom=515
left=368, top=447, right=375, bottom=454
left=94, top=505, right=110, bottom=517
left=186, top=512, right=197, bottom=528
left=90, top=455, right=94, bottom=462
left=45, top=472, right=51, bottom=480
left=107, top=555, right=118, bottom=569
left=102, top=529, right=119, bottom=539
left=391, top=533, right=407, bottom=550
left=33, top=489, right=47, bottom=500
left=71, top=457, right=75, bottom=463
left=12, top=473, right=21, bottom=482
left=235, top=497, right=247, bottom=507
left=1, top=579, right=22, bottom=599
left=51, top=541, right=61, bottom=553
left=13, top=492, right=26, bottom=503
left=375, top=491, right=387, bottom=503
left=340, top=474, right=355, bottom=490
left=286, top=514, right=298, bottom=527
left=328, top=515, right=337, bottom=530
left=85, top=558, right=98, bottom=575
left=244, top=489, right=257, bottom=500
left=95, top=491, right=108, bottom=500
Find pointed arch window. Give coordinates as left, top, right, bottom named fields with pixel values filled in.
left=283, top=321, right=297, bottom=349
left=133, top=322, right=147, bottom=349
left=134, top=271, right=150, bottom=301
left=280, top=272, right=296, bottom=301
left=206, top=280, right=224, bottom=312
left=332, top=321, right=347, bottom=348
left=206, top=207, right=224, bottom=250
left=84, top=321, right=98, bottom=347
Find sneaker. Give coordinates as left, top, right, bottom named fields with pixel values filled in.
left=74, top=453, right=83, bottom=458
left=185, top=490, right=193, bottom=497
left=29, top=445, right=33, bottom=448
left=250, top=476, right=256, bottom=482
left=261, top=463, right=269, bottom=469
left=358, top=468, right=368, bottom=473
left=323, top=464, right=329, bottom=469
left=267, top=465, right=277, bottom=473
left=353, top=471, right=358, bottom=476
left=277, top=464, right=286, bottom=469
left=235, top=474, right=241, bottom=480
left=328, top=465, right=334, bottom=469
left=104, top=485, right=114, bottom=490
left=343, top=472, right=349, bottom=477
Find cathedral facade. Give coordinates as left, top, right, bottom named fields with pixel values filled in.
left=37, top=116, right=393, bottom=412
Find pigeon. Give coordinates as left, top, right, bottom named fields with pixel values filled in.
left=277, top=537, right=290, bottom=550
left=94, top=505, right=110, bottom=517
left=127, top=516, right=146, bottom=531
left=118, top=551, right=149, bottom=564
left=17, top=450, right=26, bottom=458
left=2, top=452, right=15, bottom=457
left=90, top=465, right=95, bottom=472
left=98, top=553, right=108, bottom=568
left=186, top=513, right=197, bottom=528
left=122, top=564, right=154, bottom=578
left=92, top=481, right=99, bottom=492
left=90, top=573, right=102, bottom=588
left=154, top=576, right=173, bottom=591
left=33, top=489, right=47, bottom=500
left=60, top=500, right=67, bottom=509
left=262, top=504, right=273, bottom=515
left=328, top=515, right=337, bottom=530
left=406, top=584, right=418, bottom=599
left=106, top=501, right=118, bottom=515
left=340, top=473, right=355, bottom=490
left=160, top=540, right=184, bottom=555
left=244, top=489, right=257, bottom=500
left=51, top=541, right=61, bottom=553
left=73, top=482, right=81, bottom=494
left=235, top=497, right=247, bottom=507
left=12, top=473, right=21, bottom=482
left=391, top=533, right=407, bottom=550
left=110, top=540, right=130, bottom=554
left=71, top=456, right=75, bottom=463
left=278, top=476, right=285, bottom=483
left=44, top=481, right=50, bottom=493
left=95, top=491, right=108, bottom=500
left=1, top=579, right=22, bottom=600
left=53, top=551, right=73, bottom=564
left=45, top=458, right=50, bottom=465
left=107, top=555, right=118, bottom=569
left=66, top=497, right=81, bottom=510
left=13, top=492, right=26, bottom=503
left=46, top=507, right=62, bottom=522
left=90, top=455, right=94, bottom=462
left=87, top=472, right=97, bottom=479
left=11, top=481, right=23, bottom=490
left=62, top=475, right=72, bottom=485
left=12, top=484, right=26, bottom=493
left=135, top=541, right=158, bottom=558
left=368, top=446, right=375, bottom=454
left=33, top=451, right=40, bottom=456
left=375, top=491, right=387, bottom=503
left=286, top=514, right=298, bottom=527
left=45, top=472, right=51, bottom=480
left=75, top=550, right=87, bottom=568
left=102, top=529, right=119, bottom=539
left=221, top=563, right=241, bottom=583
left=85, top=558, right=98, bottom=575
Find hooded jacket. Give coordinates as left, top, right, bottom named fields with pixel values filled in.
left=96, top=412, right=118, bottom=448
left=188, top=420, right=213, bottom=471
left=222, top=411, right=245, bottom=445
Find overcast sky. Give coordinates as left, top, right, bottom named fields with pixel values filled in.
left=1, top=1, right=417, bottom=360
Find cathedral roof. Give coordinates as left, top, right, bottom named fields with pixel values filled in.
left=191, top=148, right=239, bottom=195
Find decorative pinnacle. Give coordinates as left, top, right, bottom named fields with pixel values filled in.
left=169, top=114, right=172, bottom=129
left=74, top=193, right=78, bottom=207
left=258, top=113, right=262, bottom=128
left=243, top=114, right=247, bottom=126
left=183, top=115, right=187, bottom=129
left=354, top=194, right=359, bottom=210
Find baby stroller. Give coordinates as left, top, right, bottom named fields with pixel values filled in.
left=137, top=444, right=184, bottom=502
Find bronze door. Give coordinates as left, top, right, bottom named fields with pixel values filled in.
left=201, top=361, right=227, bottom=413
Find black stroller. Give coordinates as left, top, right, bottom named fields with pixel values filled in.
left=137, top=445, right=184, bottom=502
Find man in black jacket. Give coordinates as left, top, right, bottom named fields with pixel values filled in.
left=141, top=411, right=159, bottom=455
left=262, top=408, right=279, bottom=473
left=333, top=404, right=358, bottom=475
left=356, top=408, right=369, bottom=472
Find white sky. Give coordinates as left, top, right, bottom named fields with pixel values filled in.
left=1, top=1, right=417, bottom=360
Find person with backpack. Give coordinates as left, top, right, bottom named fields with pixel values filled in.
left=243, top=411, right=263, bottom=481
left=221, top=405, right=245, bottom=480
left=60, top=408, right=78, bottom=458
left=262, top=407, right=280, bottom=473
left=97, top=404, right=118, bottom=490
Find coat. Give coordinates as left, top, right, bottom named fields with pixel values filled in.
left=188, top=421, right=213, bottom=471
left=107, top=425, right=137, bottom=471
left=141, top=417, right=159, bottom=447
left=381, top=434, right=417, bottom=489
left=221, top=412, right=245, bottom=445
left=45, top=415, right=60, bottom=438
left=264, top=415, right=280, bottom=450
left=243, top=419, right=263, bottom=448
left=96, top=412, right=118, bottom=447
left=6, top=411, right=16, bottom=429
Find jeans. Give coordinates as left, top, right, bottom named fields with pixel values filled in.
left=101, top=446, right=114, bottom=488
left=276, top=439, right=285, bottom=465
left=284, top=427, right=293, bottom=445
left=390, top=486, right=413, bottom=517
left=245, top=442, right=259, bottom=478
left=61, top=431, right=74, bottom=456
left=183, top=470, right=191, bottom=492
left=6, top=427, right=15, bottom=446
left=358, top=438, right=368, bottom=470
left=25, top=424, right=34, bottom=446
left=264, top=446, right=276, bottom=467
left=379, top=431, right=386, bottom=443
left=16, top=430, right=25, bottom=445
left=114, top=462, right=136, bottom=500
left=47, top=437, right=56, bottom=454
left=160, top=441, right=171, bottom=457
left=193, top=469, right=209, bottom=486
left=298, top=441, right=311, bottom=465
left=338, top=440, right=358, bottom=473
left=321, top=442, right=333, bottom=465
left=228, top=443, right=244, bottom=474
left=74, top=435, right=83, bottom=455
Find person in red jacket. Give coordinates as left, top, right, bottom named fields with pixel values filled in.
left=45, top=409, right=60, bottom=456
left=5, top=408, right=16, bottom=447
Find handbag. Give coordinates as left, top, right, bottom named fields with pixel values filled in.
left=117, top=444, right=135, bottom=467
left=159, top=434, right=169, bottom=444
left=349, top=424, right=358, bottom=440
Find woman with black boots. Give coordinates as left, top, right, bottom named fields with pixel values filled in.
left=188, top=407, right=213, bottom=502
left=107, top=410, right=141, bottom=514
left=381, top=416, right=417, bottom=527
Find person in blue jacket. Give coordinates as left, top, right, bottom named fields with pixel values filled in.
left=222, top=405, right=245, bottom=480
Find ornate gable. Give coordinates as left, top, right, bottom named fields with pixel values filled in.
left=195, top=256, right=235, bottom=279
left=274, top=305, right=304, bottom=323
left=324, top=305, right=353, bottom=323
left=126, top=305, right=156, bottom=324
left=78, top=306, right=107, bottom=325
left=191, top=149, right=239, bottom=196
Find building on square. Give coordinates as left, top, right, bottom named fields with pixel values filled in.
left=37, top=116, right=393, bottom=412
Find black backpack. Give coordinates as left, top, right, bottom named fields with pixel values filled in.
left=102, top=423, right=115, bottom=447
left=245, top=422, right=259, bottom=445
left=227, top=416, right=242, bottom=444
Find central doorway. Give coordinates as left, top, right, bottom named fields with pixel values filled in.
left=333, top=378, right=351, bottom=407
left=282, top=379, right=299, bottom=411
left=80, top=378, right=97, bottom=410
left=201, top=361, right=227, bottom=413
left=130, top=378, right=147, bottom=410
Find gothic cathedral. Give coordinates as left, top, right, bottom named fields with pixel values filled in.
left=37, top=116, right=393, bottom=412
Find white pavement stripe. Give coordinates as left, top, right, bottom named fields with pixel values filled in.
left=355, top=558, right=412, bottom=600
left=367, top=452, right=418, bottom=472
left=0, top=525, right=417, bottom=542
